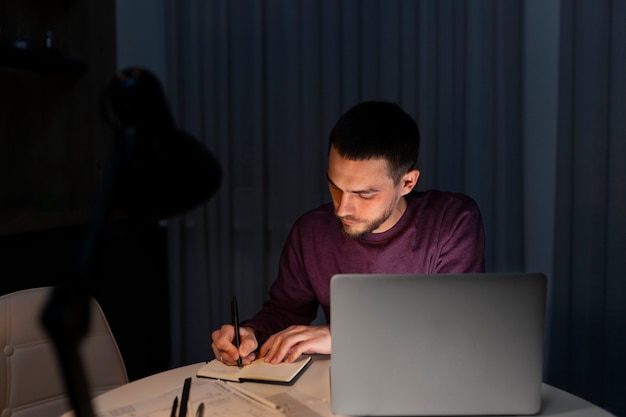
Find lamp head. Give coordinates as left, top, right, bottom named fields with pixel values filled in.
left=105, top=67, right=222, bottom=219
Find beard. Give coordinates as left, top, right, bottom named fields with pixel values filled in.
left=338, top=203, right=397, bottom=239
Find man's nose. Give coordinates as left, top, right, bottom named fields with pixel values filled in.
left=336, top=192, right=355, bottom=217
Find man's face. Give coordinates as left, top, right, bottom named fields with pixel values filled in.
left=326, top=146, right=419, bottom=239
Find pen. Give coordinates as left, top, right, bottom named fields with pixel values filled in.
left=179, top=377, right=192, bottom=417
left=170, top=396, right=178, bottom=417
left=231, top=296, right=243, bottom=368
left=195, top=402, right=205, bottom=417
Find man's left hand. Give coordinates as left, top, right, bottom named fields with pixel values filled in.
left=259, top=324, right=331, bottom=364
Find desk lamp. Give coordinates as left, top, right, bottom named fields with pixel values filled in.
left=40, top=67, right=222, bottom=417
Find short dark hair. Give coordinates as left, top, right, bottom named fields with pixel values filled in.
left=329, top=101, right=420, bottom=183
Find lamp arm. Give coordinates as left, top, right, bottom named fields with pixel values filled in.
left=40, top=67, right=221, bottom=417
left=41, top=127, right=129, bottom=417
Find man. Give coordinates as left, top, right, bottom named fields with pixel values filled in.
left=212, top=101, right=485, bottom=365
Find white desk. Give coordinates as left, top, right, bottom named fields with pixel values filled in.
left=64, top=355, right=614, bottom=417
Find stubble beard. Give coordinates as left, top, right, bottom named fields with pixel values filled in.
left=338, top=203, right=396, bottom=240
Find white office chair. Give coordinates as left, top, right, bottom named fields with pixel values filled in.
left=0, top=287, right=128, bottom=417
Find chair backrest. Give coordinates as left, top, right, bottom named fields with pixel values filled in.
left=0, top=287, right=128, bottom=417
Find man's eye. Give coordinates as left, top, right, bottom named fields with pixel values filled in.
left=359, top=194, right=375, bottom=200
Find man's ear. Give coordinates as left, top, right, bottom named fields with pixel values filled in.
left=401, top=169, right=420, bottom=195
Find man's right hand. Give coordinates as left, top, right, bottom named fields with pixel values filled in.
left=211, top=324, right=258, bottom=366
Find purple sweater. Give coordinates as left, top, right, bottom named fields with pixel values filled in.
left=244, top=190, right=485, bottom=343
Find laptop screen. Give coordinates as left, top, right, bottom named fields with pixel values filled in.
left=330, top=273, right=547, bottom=416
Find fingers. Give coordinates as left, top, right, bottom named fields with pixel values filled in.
left=211, top=324, right=258, bottom=366
left=238, top=327, right=259, bottom=364
left=211, top=324, right=237, bottom=364
left=213, top=324, right=330, bottom=365
left=260, top=327, right=300, bottom=364
left=262, top=332, right=306, bottom=364
left=260, top=325, right=330, bottom=364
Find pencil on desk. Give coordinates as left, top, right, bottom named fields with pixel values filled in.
left=224, top=381, right=285, bottom=413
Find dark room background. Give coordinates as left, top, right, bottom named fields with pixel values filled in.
left=118, top=0, right=625, bottom=414
left=135, top=1, right=620, bottom=415
left=0, top=0, right=622, bottom=416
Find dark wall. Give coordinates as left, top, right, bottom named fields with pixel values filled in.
left=0, top=220, right=171, bottom=382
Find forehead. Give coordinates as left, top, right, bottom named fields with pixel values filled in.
left=327, top=147, right=393, bottom=190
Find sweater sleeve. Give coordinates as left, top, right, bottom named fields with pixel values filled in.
left=241, top=222, right=320, bottom=345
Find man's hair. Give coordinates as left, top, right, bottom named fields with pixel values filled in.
left=329, top=101, right=420, bottom=183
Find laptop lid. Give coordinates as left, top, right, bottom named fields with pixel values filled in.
left=330, top=273, right=547, bottom=416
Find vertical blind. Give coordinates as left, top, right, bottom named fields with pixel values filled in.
left=164, top=1, right=525, bottom=362
left=158, top=1, right=625, bottom=414
left=548, top=0, right=626, bottom=414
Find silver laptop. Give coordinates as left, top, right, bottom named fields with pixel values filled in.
left=330, top=273, right=547, bottom=416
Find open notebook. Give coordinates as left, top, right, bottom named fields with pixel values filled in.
left=330, top=272, right=547, bottom=416
left=197, top=355, right=312, bottom=385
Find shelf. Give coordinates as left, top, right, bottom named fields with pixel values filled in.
left=0, top=45, right=87, bottom=75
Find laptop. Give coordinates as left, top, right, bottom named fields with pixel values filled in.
left=330, top=273, right=547, bottom=416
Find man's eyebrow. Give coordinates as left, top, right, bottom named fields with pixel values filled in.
left=325, top=173, right=380, bottom=194
left=326, top=173, right=340, bottom=189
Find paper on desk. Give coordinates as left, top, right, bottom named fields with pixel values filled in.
left=266, top=389, right=334, bottom=417
left=95, top=378, right=283, bottom=417
left=95, top=385, right=188, bottom=417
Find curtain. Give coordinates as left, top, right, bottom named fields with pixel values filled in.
left=160, top=0, right=625, bottom=415
left=163, top=0, right=525, bottom=364
left=546, top=1, right=626, bottom=415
